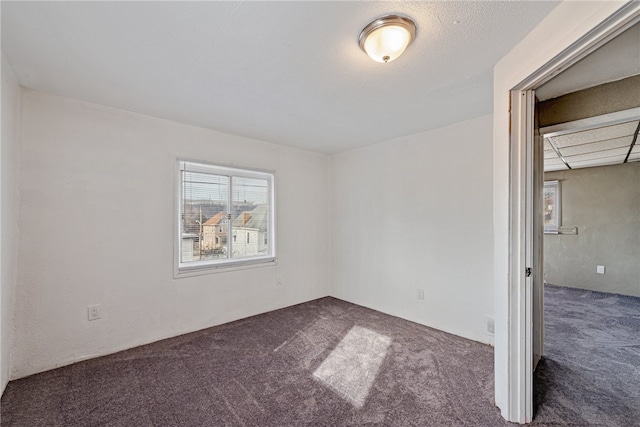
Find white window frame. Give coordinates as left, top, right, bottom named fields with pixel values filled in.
left=543, top=180, right=561, bottom=234
left=175, top=160, right=276, bottom=277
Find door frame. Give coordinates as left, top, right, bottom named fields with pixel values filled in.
left=496, top=1, right=640, bottom=424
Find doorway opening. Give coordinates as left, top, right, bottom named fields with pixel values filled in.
left=499, top=2, right=640, bottom=424
left=534, top=67, right=640, bottom=422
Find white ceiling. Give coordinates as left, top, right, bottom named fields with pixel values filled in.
left=1, top=1, right=560, bottom=154
left=537, top=21, right=640, bottom=101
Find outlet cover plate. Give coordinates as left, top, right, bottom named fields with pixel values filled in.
left=88, top=305, right=101, bottom=321
left=485, top=316, right=495, bottom=335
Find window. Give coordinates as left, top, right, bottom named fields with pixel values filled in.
left=177, top=160, right=275, bottom=273
left=544, top=180, right=561, bottom=234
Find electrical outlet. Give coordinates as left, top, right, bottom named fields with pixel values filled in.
left=485, top=316, right=495, bottom=335
left=275, top=274, right=283, bottom=287
left=88, top=305, right=101, bottom=321
left=596, top=265, right=605, bottom=274
left=416, top=289, right=425, bottom=300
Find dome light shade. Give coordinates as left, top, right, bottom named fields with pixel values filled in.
left=359, top=15, right=416, bottom=63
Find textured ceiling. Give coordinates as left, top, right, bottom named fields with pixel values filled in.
left=1, top=1, right=560, bottom=153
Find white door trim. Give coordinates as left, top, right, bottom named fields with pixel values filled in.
left=508, top=89, right=535, bottom=422
left=496, top=1, right=640, bottom=424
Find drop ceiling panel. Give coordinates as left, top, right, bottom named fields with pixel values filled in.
left=544, top=157, right=566, bottom=167
left=558, top=136, right=632, bottom=156
left=545, top=163, right=569, bottom=172
left=544, top=114, right=639, bottom=172
left=564, top=147, right=630, bottom=163
left=544, top=149, right=559, bottom=160
left=569, top=155, right=627, bottom=169
left=551, top=121, right=638, bottom=148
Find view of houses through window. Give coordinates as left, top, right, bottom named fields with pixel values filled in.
left=179, top=161, right=274, bottom=269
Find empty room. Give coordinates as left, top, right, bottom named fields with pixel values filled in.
left=1, top=1, right=638, bottom=426
left=533, top=21, right=640, bottom=425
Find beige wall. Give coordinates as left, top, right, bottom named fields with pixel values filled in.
left=544, top=162, right=640, bottom=297
left=537, top=75, right=640, bottom=128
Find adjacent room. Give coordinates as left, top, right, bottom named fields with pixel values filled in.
left=1, top=1, right=638, bottom=425
left=532, top=20, right=640, bottom=421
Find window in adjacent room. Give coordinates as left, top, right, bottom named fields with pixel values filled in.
left=543, top=180, right=561, bottom=234
left=177, top=160, right=275, bottom=274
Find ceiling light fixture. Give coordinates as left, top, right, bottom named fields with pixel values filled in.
left=359, top=15, right=416, bottom=63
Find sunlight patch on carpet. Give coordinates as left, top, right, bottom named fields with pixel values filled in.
left=313, top=326, right=391, bottom=408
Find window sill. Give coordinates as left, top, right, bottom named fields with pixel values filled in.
left=174, top=258, right=276, bottom=279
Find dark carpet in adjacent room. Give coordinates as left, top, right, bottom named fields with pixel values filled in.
left=533, top=284, right=640, bottom=427
left=2, top=289, right=639, bottom=426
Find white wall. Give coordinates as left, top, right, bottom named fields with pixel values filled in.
left=12, top=90, right=330, bottom=379
left=331, top=115, right=494, bottom=344
left=1, top=55, right=21, bottom=393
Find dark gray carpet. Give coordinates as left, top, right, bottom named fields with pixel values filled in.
left=533, top=284, right=640, bottom=427
left=0, top=298, right=502, bottom=426
left=1, top=291, right=638, bottom=426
